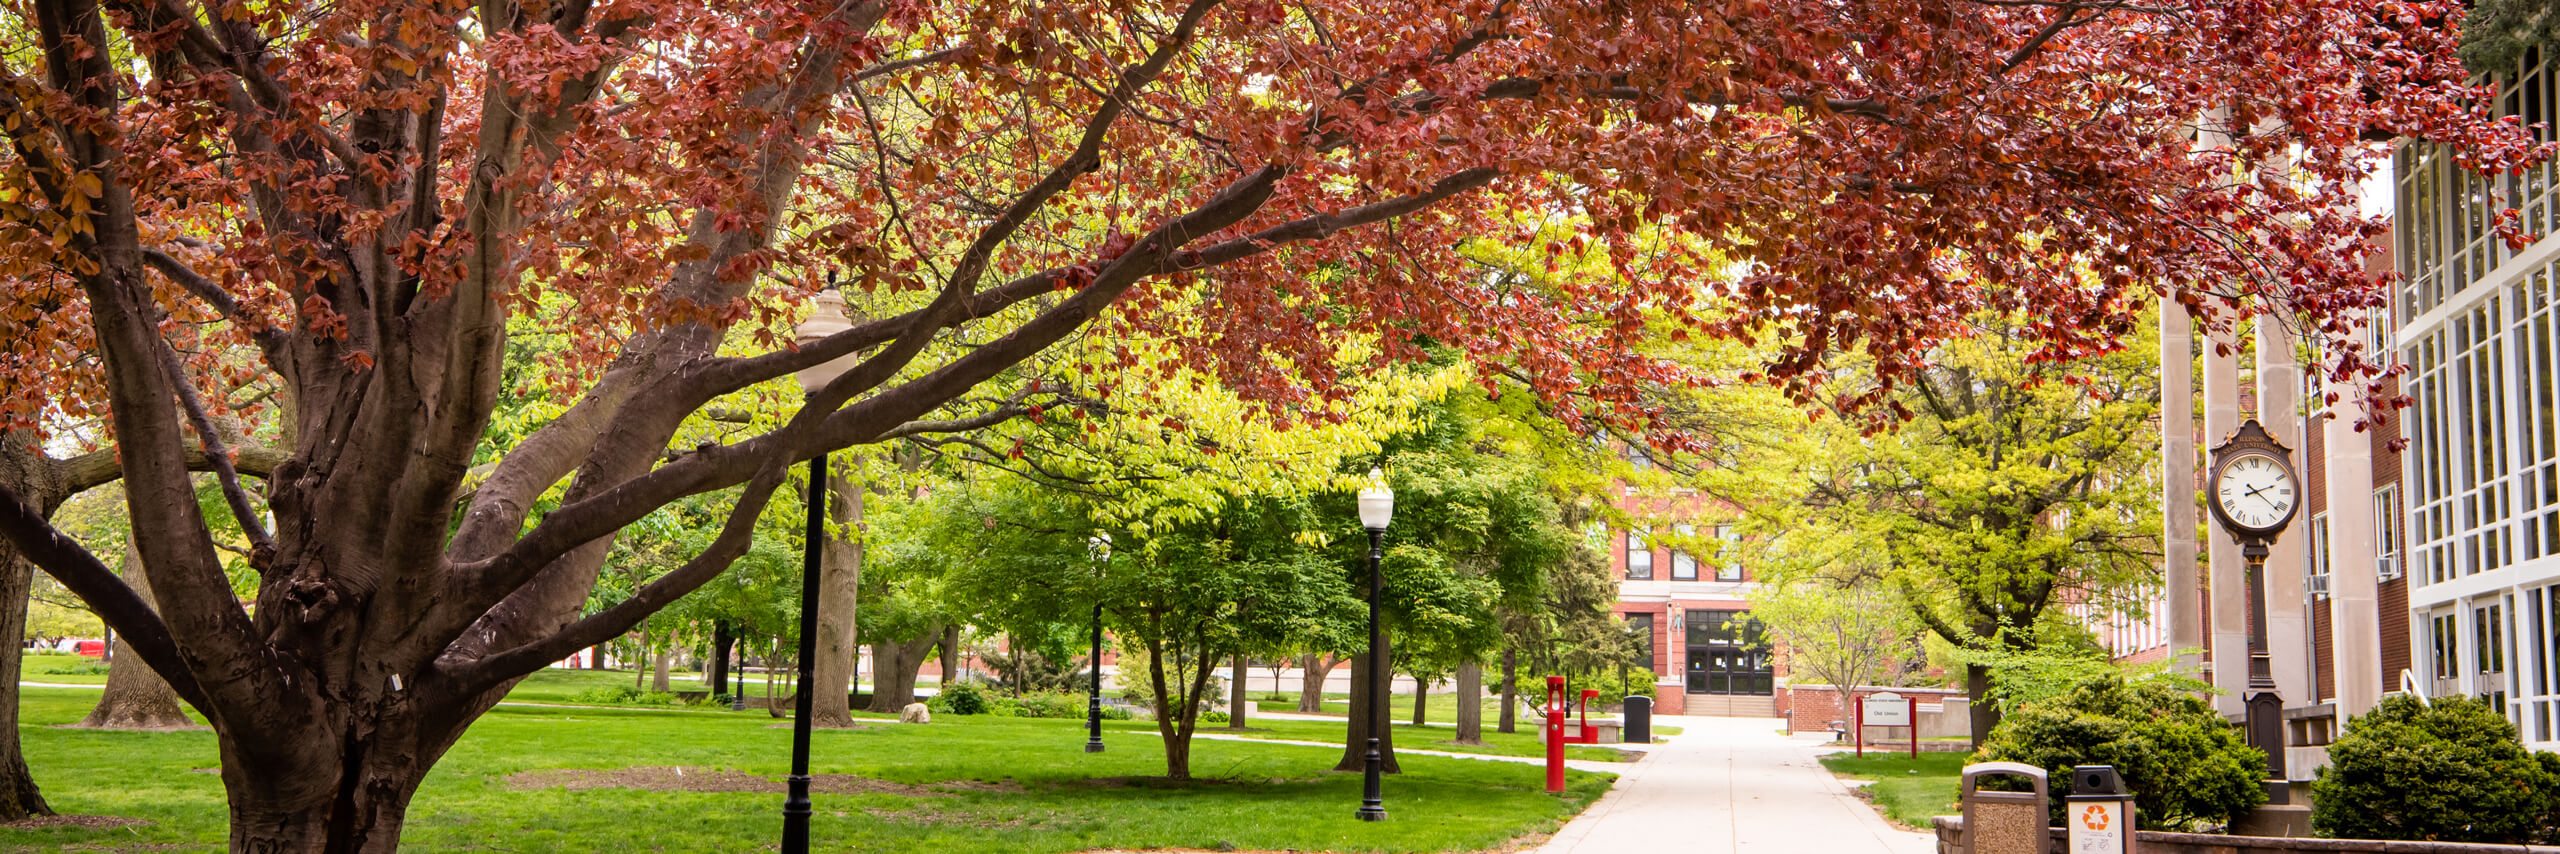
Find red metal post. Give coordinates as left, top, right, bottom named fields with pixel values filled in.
left=1544, top=676, right=1566, bottom=793
left=1910, top=719, right=1919, bottom=760
left=1854, top=694, right=1865, bottom=758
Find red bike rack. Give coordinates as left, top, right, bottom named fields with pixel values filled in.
left=1543, top=676, right=1602, bottom=792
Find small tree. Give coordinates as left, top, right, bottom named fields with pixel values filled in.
left=2311, top=695, right=2560, bottom=843
left=1746, top=559, right=1918, bottom=730
left=1976, top=676, right=2264, bottom=831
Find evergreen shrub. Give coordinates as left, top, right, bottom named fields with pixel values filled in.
left=2310, top=694, right=2560, bottom=843
left=940, top=680, right=990, bottom=715
left=1976, top=676, right=2265, bottom=831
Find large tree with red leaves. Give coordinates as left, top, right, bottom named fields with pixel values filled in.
left=0, top=0, right=2538, bottom=850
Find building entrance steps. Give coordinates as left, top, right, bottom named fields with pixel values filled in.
left=1535, top=715, right=1934, bottom=854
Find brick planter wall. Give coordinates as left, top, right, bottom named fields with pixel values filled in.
left=1930, top=816, right=2560, bottom=854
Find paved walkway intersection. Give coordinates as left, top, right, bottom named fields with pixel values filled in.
left=1535, top=714, right=1936, bottom=854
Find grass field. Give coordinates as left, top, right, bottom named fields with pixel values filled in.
left=15, top=653, right=109, bottom=685
left=4, top=686, right=1612, bottom=852
left=1816, top=750, right=1967, bottom=829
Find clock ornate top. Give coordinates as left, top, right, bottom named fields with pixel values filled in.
left=2208, top=419, right=2300, bottom=543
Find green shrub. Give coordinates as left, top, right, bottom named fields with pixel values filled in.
left=24, top=657, right=108, bottom=677
left=1016, top=692, right=1087, bottom=719
left=1201, top=711, right=1230, bottom=725
left=940, top=681, right=991, bottom=715
left=566, top=685, right=683, bottom=706
left=2311, top=694, right=2560, bottom=843
left=1976, top=676, right=2265, bottom=831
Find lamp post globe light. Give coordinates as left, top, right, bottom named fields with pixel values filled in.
left=781, top=291, right=857, bottom=854
left=1355, top=468, right=1394, bottom=822
left=1087, top=532, right=1112, bottom=754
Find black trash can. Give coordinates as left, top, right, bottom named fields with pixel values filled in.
left=1622, top=694, right=1652, bottom=744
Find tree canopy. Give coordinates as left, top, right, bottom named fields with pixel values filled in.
left=0, top=1, right=2540, bottom=850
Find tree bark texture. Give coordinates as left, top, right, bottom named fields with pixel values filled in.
left=1455, top=660, right=1484, bottom=745
left=649, top=646, right=671, bottom=693
left=1228, top=654, right=1249, bottom=729
left=864, top=628, right=942, bottom=713
left=1298, top=653, right=1336, bottom=713
left=1497, top=647, right=1518, bottom=734
left=808, top=469, right=863, bottom=728
left=1411, top=674, right=1427, bottom=727
left=1331, top=632, right=1399, bottom=774
left=939, top=624, right=961, bottom=686
left=0, top=551, right=52, bottom=819
left=0, top=435, right=54, bottom=818
left=708, top=622, right=731, bottom=697
left=77, top=543, right=191, bottom=730
left=1967, top=663, right=1996, bottom=750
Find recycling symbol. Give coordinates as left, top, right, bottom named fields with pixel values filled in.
left=2080, top=804, right=2111, bottom=831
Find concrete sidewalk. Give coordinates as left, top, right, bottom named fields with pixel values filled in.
left=1536, top=715, right=1934, bottom=854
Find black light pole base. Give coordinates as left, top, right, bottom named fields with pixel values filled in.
left=1357, top=735, right=1388, bottom=821
left=781, top=775, right=813, bottom=850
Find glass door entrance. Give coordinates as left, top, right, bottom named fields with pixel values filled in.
left=1685, top=609, right=1773, bottom=695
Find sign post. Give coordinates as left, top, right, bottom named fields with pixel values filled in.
left=1860, top=691, right=1915, bottom=758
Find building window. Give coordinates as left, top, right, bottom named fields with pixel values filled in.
left=1713, top=524, right=1743, bottom=581
left=2434, top=613, right=2462, bottom=681
left=1625, top=528, right=1653, bottom=580
left=2479, top=604, right=2507, bottom=675
left=2310, top=513, right=2334, bottom=600
left=1670, top=524, right=1698, bottom=581
left=1625, top=613, right=1654, bottom=670
left=2376, top=485, right=2404, bottom=581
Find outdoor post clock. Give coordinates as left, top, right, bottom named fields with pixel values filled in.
left=2206, top=418, right=2297, bottom=783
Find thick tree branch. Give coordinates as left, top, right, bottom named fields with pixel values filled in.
left=140, top=248, right=288, bottom=356
left=447, top=461, right=792, bottom=693
left=0, top=482, right=211, bottom=710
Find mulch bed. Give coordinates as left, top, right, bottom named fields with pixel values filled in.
left=1, top=814, right=152, bottom=831
left=502, top=766, right=1018, bottom=797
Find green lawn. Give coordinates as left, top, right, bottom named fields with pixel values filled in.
left=16, top=653, right=108, bottom=685
left=478, top=667, right=943, bottom=708
left=6, top=686, right=1612, bottom=852
left=1817, top=751, right=1967, bottom=829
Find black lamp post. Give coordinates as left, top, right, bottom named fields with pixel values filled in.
left=1355, top=468, right=1394, bottom=822
left=783, top=292, right=858, bottom=854
left=1087, top=533, right=1110, bottom=754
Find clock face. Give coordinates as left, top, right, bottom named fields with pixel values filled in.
left=2215, top=452, right=2297, bottom=531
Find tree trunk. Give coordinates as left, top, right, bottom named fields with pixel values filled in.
left=1331, top=632, right=1399, bottom=774
left=864, top=627, right=942, bottom=713
left=649, top=645, right=671, bottom=693
left=76, top=542, right=191, bottom=730
left=938, top=623, right=960, bottom=687
left=220, top=740, right=432, bottom=854
left=1298, top=653, right=1335, bottom=713
left=1411, top=674, right=1428, bottom=726
left=0, top=550, right=54, bottom=819
left=1966, top=663, right=1996, bottom=750
left=808, top=469, right=862, bottom=728
left=1497, top=647, right=1518, bottom=734
left=708, top=622, right=731, bottom=697
left=764, top=641, right=796, bottom=719
left=1455, top=659, right=1484, bottom=745
left=1228, top=654, right=1249, bottom=729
